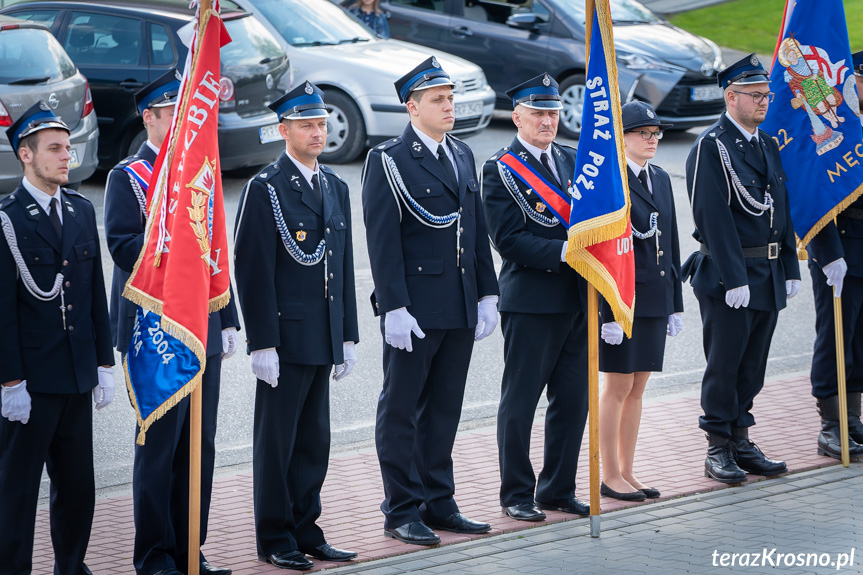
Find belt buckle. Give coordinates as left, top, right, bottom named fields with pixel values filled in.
left=768, top=242, right=779, bottom=259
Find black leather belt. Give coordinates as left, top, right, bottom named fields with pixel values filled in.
left=700, top=242, right=780, bottom=260
left=842, top=207, right=863, bottom=220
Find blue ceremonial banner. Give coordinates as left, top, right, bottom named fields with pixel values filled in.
left=564, top=0, right=634, bottom=334
left=761, top=0, right=863, bottom=248
left=127, top=307, right=201, bottom=432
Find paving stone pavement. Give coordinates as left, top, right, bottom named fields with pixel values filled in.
left=325, top=463, right=863, bottom=574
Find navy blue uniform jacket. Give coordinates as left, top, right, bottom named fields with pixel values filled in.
left=0, top=186, right=114, bottom=393
left=807, top=195, right=863, bottom=276
left=104, top=143, right=238, bottom=357
left=362, top=124, right=499, bottom=327
left=480, top=136, right=583, bottom=313
left=683, top=113, right=800, bottom=311
left=234, top=151, right=359, bottom=366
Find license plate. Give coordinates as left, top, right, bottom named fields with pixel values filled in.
left=455, top=101, right=484, bottom=119
left=259, top=124, right=281, bottom=144
left=690, top=85, right=723, bottom=102
left=69, top=146, right=80, bottom=169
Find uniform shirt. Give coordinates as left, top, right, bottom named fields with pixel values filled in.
left=22, top=177, right=63, bottom=224
left=413, top=124, right=459, bottom=186
left=516, top=134, right=558, bottom=176
left=725, top=113, right=759, bottom=144
left=284, top=150, right=320, bottom=189
left=625, top=157, right=652, bottom=195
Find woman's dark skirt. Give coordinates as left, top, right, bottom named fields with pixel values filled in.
left=599, top=316, right=667, bottom=374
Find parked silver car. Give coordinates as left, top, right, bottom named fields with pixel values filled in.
left=232, top=0, right=496, bottom=164
left=0, top=15, right=98, bottom=193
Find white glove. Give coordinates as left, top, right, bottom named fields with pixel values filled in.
left=560, top=240, right=568, bottom=263
left=1, top=380, right=31, bottom=424
left=251, top=348, right=280, bottom=388
left=333, top=341, right=357, bottom=381
left=601, top=322, right=624, bottom=345
left=475, top=296, right=499, bottom=341
left=221, top=327, right=239, bottom=360
left=385, top=307, right=425, bottom=352
left=785, top=279, right=800, bottom=299
left=667, top=313, right=684, bottom=337
left=823, top=258, right=847, bottom=298
left=725, top=285, right=750, bottom=309
left=93, top=366, right=115, bottom=410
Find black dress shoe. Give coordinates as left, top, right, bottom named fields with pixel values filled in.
left=705, top=435, right=747, bottom=484
left=536, top=497, right=590, bottom=515
left=502, top=503, right=546, bottom=522
left=639, top=487, right=661, bottom=499
left=384, top=521, right=441, bottom=545
left=198, top=562, right=232, bottom=575
left=600, top=482, right=646, bottom=501
left=424, top=512, right=491, bottom=534
left=300, top=543, right=357, bottom=562
left=732, top=438, right=787, bottom=477
left=264, top=551, right=313, bottom=570
left=152, top=570, right=184, bottom=575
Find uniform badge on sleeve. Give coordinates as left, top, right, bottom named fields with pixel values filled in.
left=296, top=230, right=307, bottom=241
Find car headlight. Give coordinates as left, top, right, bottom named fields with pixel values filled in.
left=701, top=37, right=724, bottom=70
left=618, top=52, right=681, bottom=73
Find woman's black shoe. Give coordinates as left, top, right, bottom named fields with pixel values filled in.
left=600, top=482, right=646, bottom=501
left=638, top=487, right=660, bottom=499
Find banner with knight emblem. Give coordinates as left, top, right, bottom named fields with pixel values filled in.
left=123, top=3, right=232, bottom=444
left=762, top=0, right=863, bottom=248
left=564, top=0, right=635, bottom=335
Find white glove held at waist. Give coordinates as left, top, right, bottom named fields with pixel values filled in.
left=601, top=322, right=624, bottom=346
left=667, top=313, right=683, bottom=337
left=93, top=366, right=115, bottom=410
left=333, top=341, right=357, bottom=381
left=475, top=296, right=499, bottom=341
left=725, top=285, right=750, bottom=309
left=385, top=307, right=425, bottom=352
left=251, top=348, right=279, bottom=388
left=221, top=327, right=239, bottom=360
left=823, top=258, right=847, bottom=298
left=1, top=380, right=31, bottom=424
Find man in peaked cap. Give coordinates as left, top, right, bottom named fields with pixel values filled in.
left=361, top=56, right=499, bottom=545
left=0, top=101, right=115, bottom=574
left=103, top=70, right=239, bottom=575
left=234, top=81, right=359, bottom=570
left=682, top=54, right=802, bottom=484
left=480, top=73, right=589, bottom=522
left=804, top=49, right=863, bottom=463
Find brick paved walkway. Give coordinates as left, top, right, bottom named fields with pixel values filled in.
left=31, top=373, right=841, bottom=574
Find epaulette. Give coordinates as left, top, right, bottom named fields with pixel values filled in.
left=320, top=164, right=345, bottom=184
left=113, top=153, right=140, bottom=171
left=254, top=161, right=281, bottom=183
left=62, top=187, right=89, bottom=201
left=486, top=145, right=512, bottom=163
left=0, top=193, right=16, bottom=211
left=371, top=137, right=401, bottom=153
left=555, top=142, right=577, bottom=152
left=701, top=124, right=724, bottom=141
left=447, top=133, right=466, bottom=145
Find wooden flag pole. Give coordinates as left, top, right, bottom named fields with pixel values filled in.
left=833, top=291, right=850, bottom=467
left=188, top=2, right=210, bottom=573
left=588, top=284, right=601, bottom=537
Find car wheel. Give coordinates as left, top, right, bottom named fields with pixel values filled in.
left=126, top=129, right=148, bottom=160
left=558, top=74, right=586, bottom=139
left=321, top=90, right=366, bottom=164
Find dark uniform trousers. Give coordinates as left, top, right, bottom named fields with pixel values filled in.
left=683, top=113, right=799, bottom=439
left=807, top=198, right=863, bottom=399
left=103, top=143, right=239, bottom=573
left=0, top=186, right=114, bottom=575
left=234, top=151, right=358, bottom=557
left=480, top=136, right=589, bottom=508
left=362, top=124, right=499, bottom=529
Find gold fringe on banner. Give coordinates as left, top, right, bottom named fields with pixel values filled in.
left=798, top=183, right=863, bottom=249
left=567, top=246, right=635, bottom=337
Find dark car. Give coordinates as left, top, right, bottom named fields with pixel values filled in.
left=378, top=0, right=727, bottom=138
left=1, top=0, right=290, bottom=170
left=0, top=15, right=99, bottom=193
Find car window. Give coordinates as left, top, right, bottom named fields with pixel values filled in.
left=64, top=12, right=143, bottom=66
left=5, top=9, right=59, bottom=28
left=462, top=0, right=549, bottom=24
left=0, top=27, right=76, bottom=83
left=222, top=15, right=283, bottom=66
left=148, top=22, right=175, bottom=66
left=389, top=0, right=446, bottom=12
left=254, top=0, right=374, bottom=46
left=555, top=0, right=659, bottom=25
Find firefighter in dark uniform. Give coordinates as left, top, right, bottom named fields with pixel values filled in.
left=805, top=50, right=863, bottom=460
left=234, top=82, right=359, bottom=571
left=598, top=101, right=684, bottom=502
left=480, top=73, right=588, bottom=522
left=362, top=57, right=499, bottom=545
left=103, top=71, right=239, bottom=575
left=682, top=54, right=801, bottom=484
left=0, top=102, right=115, bottom=575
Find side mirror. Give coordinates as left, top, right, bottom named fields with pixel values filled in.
left=506, top=13, right=541, bottom=30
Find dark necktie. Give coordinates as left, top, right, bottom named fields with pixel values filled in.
left=437, top=144, right=457, bottom=189
left=312, top=172, right=323, bottom=204
left=541, top=152, right=561, bottom=187
left=638, top=169, right=650, bottom=194
left=48, top=197, right=62, bottom=239
left=750, top=138, right=765, bottom=165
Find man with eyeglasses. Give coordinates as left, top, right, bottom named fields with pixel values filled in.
left=682, top=54, right=801, bottom=485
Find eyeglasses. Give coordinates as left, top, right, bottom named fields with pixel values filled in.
left=730, top=90, right=775, bottom=104
left=630, top=130, right=663, bottom=141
